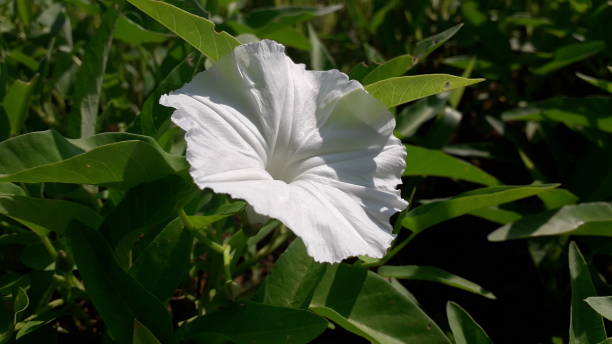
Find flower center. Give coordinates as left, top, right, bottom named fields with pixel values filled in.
left=265, top=157, right=296, bottom=184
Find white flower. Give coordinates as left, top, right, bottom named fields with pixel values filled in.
left=160, top=40, right=407, bottom=263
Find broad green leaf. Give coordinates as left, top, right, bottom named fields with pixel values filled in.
left=538, top=188, right=579, bottom=209
left=66, top=223, right=173, bottom=344
left=0, top=195, right=102, bottom=236
left=365, top=74, right=484, bottom=108
left=502, top=97, right=612, bottom=133
left=0, top=130, right=186, bottom=189
left=100, top=174, right=196, bottom=250
left=362, top=55, right=416, bottom=85
left=310, top=264, right=451, bottom=344
left=67, top=2, right=121, bottom=138
left=133, top=319, right=162, bottom=344
left=576, top=72, right=612, bottom=94
left=3, top=75, right=38, bottom=136
left=534, top=41, right=605, bottom=75
left=568, top=242, right=606, bottom=344
left=489, top=202, right=612, bottom=241
left=114, top=15, right=170, bottom=45
left=403, top=184, right=558, bottom=232
left=180, top=301, right=327, bottom=344
left=413, top=24, right=463, bottom=61
left=264, top=239, right=326, bottom=308
left=187, top=201, right=246, bottom=229
left=0, top=183, right=25, bottom=196
left=449, top=55, right=476, bottom=109
left=126, top=0, right=240, bottom=61
left=378, top=265, right=495, bottom=299
left=395, top=96, right=445, bottom=138
left=404, top=145, right=499, bottom=186
left=586, top=297, right=612, bottom=322
left=447, top=302, right=492, bottom=344
left=129, top=218, right=193, bottom=301
left=137, top=52, right=201, bottom=137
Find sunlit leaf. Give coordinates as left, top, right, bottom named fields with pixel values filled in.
left=264, top=239, right=326, bottom=308
left=489, top=202, right=612, bottom=241
left=3, top=75, right=38, bottom=136
left=403, top=184, right=558, bottom=232
left=365, top=74, right=484, bottom=108
left=362, top=54, right=416, bottom=85
left=576, top=72, right=612, bottom=94
left=0, top=130, right=187, bottom=189
left=126, top=0, right=240, bottom=61
left=310, top=264, right=451, bottom=343
left=404, top=145, right=499, bottom=186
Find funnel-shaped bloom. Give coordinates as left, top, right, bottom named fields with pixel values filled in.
left=161, top=40, right=407, bottom=262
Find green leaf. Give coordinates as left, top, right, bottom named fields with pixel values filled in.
left=403, top=184, right=558, bottom=232
left=365, top=74, right=484, bottom=108
left=534, top=41, right=605, bottom=75
left=264, top=239, right=326, bottom=308
left=576, top=72, right=612, bottom=94
left=402, top=184, right=559, bottom=232
left=133, top=319, right=162, bottom=344
left=468, top=206, right=522, bottom=225
left=413, top=24, right=463, bottom=61
left=378, top=265, right=495, bottom=299
left=404, top=145, right=499, bottom=186
left=502, top=96, right=612, bottom=133
left=0, top=183, right=25, bottom=196
left=568, top=242, right=606, bottom=344
left=0, top=130, right=186, bottom=189
left=310, top=264, right=451, bottom=344
left=100, top=173, right=196, bottom=250
left=0, top=195, right=102, bottom=236
left=67, top=1, right=122, bottom=138
left=446, top=302, right=492, bottom=344
left=114, top=15, right=171, bottom=45
left=3, top=75, right=38, bottom=136
left=66, top=223, right=173, bottom=344
left=362, top=55, right=416, bottom=85
left=180, top=301, right=327, bottom=344
left=129, top=218, right=193, bottom=301
left=538, top=188, right=579, bottom=210
left=126, top=0, right=240, bottom=61
left=489, top=202, right=612, bottom=241
left=187, top=201, right=246, bottom=229
left=13, top=287, right=29, bottom=323
left=586, top=297, right=612, bottom=322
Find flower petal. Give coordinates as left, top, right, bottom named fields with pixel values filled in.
left=160, top=40, right=407, bottom=262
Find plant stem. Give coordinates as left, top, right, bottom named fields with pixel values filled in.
left=234, top=225, right=291, bottom=275
left=178, top=209, right=224, bottom=254
left=39, top=234, right=58, bottom=261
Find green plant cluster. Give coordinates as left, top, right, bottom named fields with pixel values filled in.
left=0, top=0, right=611, bottom=343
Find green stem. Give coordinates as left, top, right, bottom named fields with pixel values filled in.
left=178, top=209, right=224, bottom=254
left=39, top=234, right=58, bottom=261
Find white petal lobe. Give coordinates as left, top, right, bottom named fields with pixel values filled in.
left=161, top=39, right=407, bottom=262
